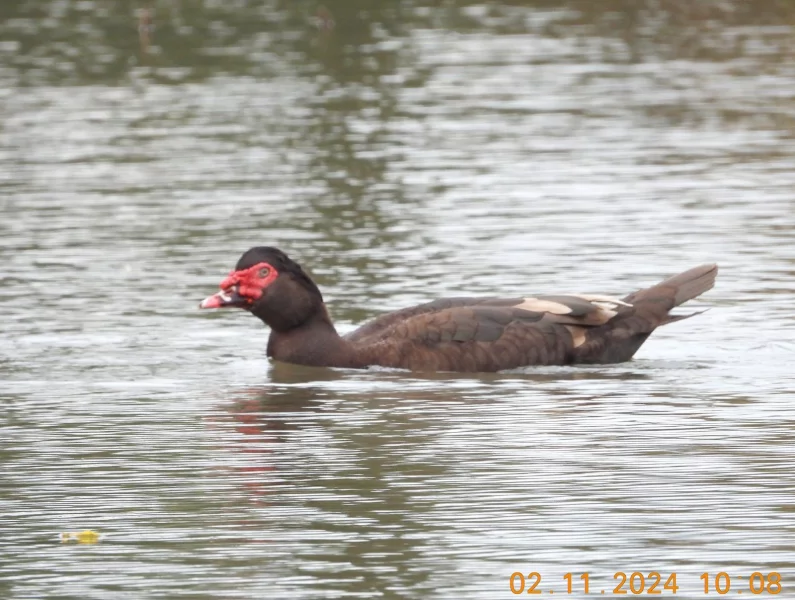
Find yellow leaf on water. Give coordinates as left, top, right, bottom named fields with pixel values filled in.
left=60, top=530, right=100, bottom=543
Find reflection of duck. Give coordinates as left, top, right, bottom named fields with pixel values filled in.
left=208, top=384, right=327, bottom=506
left=200, top=247, right=717, bottom=373
left=224, top=382, right=326, bottom=433
left=310, top=5, right=335, bottom=32
left=137, top=7, right=154, bottom=55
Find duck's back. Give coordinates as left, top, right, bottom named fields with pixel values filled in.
left=345, top=296, right=522, bottom=344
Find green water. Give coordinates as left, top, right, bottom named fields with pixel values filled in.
left=1, top=1, right=794, bottom=598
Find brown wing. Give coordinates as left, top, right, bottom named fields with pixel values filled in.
left=354, top=296, right=633, bottom=372
left=344, top=297, right=523, bottom=343
left=347, top=265, right=717, bottom=371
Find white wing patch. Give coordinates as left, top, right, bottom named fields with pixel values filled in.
left=515, top=298, right=574, bottom=315
left=571, top=294, right=633, bottom=310
left=515, top=294, right=632, bottom=328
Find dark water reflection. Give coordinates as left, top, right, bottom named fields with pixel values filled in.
left=2, top=1, right=795, bottom=598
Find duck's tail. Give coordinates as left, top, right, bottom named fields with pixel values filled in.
left=662, top=263, right=719, bottom=307
left=572, top=263, right=718, bottom=364
left=624, top=263, right=718, bottom=324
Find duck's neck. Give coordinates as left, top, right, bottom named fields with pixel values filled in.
left=266, top=306, right=350, bottom=367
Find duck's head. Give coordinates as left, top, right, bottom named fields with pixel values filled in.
left=199, top=247, right=324, bottom=331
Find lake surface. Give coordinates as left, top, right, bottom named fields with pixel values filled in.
left=1, top=1, right=794, bottom=598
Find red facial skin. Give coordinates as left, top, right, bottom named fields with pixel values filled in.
left=200, top=262, right=279, bottom=309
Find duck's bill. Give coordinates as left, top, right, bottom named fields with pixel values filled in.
left=199, top=288, right=247, bottom=309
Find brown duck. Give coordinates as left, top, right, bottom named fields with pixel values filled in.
left=199, top=247, right=717, bottom=373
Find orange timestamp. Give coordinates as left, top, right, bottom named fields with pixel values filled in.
left=509, top=571, right=783, bottom=595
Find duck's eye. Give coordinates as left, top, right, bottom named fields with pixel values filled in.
left=258, top=267, right=270, bottom=278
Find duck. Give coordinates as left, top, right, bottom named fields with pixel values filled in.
left=199, top=247, right=717, bottom=373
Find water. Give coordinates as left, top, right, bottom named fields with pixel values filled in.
left=1, top=1, right=795, bottom=598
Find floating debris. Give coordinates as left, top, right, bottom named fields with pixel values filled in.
left=60, top=530, right=100, bottom=544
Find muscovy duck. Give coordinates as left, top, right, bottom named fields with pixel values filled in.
left=200, top=247, right=717, bottom=372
